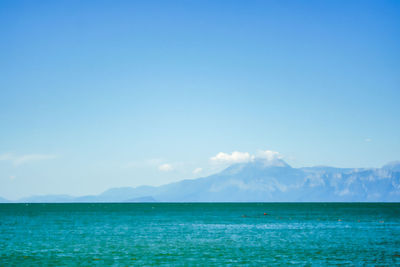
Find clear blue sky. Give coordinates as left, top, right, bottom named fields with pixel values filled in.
left=1, top=0, right=399, bottom=199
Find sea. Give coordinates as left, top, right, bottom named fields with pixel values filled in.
left=0, top=203, right=399, bottom=266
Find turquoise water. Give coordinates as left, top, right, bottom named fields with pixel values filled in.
left=1, top=203, right=400, bottom=266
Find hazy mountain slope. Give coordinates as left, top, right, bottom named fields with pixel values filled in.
left=0, top=197, right=9, bottom=203
left=19, top=195, right=76, bottom=203
left=383, top=161, right=400, bottom=172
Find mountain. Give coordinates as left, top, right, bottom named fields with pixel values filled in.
left=382, top=161, right=400, bottom=172
left=7, top=159, right=400, bottom=202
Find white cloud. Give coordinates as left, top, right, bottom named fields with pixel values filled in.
left=0, top=153, right=57, bottom=166
left=257, top=150, right=282, bottom=161
left=9, top=175, right=16, bottom=180
left=364, top=138, right=372, bottom=142
left=210, top=151, right=254, bottom=164
left=210, top=150, right=283, bottom=164
left=158, top=163, right=174, bottom=172
left=193, top=167, right=203, bottom=174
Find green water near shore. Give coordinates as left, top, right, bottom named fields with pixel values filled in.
left=1, top=203, right=400, bottom=266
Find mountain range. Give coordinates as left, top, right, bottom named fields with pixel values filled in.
left=2, top=159, right=400, bottom=202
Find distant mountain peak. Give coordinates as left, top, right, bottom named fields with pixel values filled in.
left=220, top=158, right=290, bottom=175
left=255, top=157, right=290, bottom=168
left=383, top=161, right=400, bottom=172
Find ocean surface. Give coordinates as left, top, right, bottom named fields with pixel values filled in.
left=1, top=203, right=400, bottom=266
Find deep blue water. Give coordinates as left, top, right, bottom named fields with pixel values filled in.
left=1, top=203, right=400, bottom=265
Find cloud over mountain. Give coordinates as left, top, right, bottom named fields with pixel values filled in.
left=158, top=163, right=174, bottom=172
left=210, top=150, right=282, bottom=165
left=210, top=151, right=254, bottom=164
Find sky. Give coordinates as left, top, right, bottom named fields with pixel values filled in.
left=0, top=0, right=399, bottom=200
